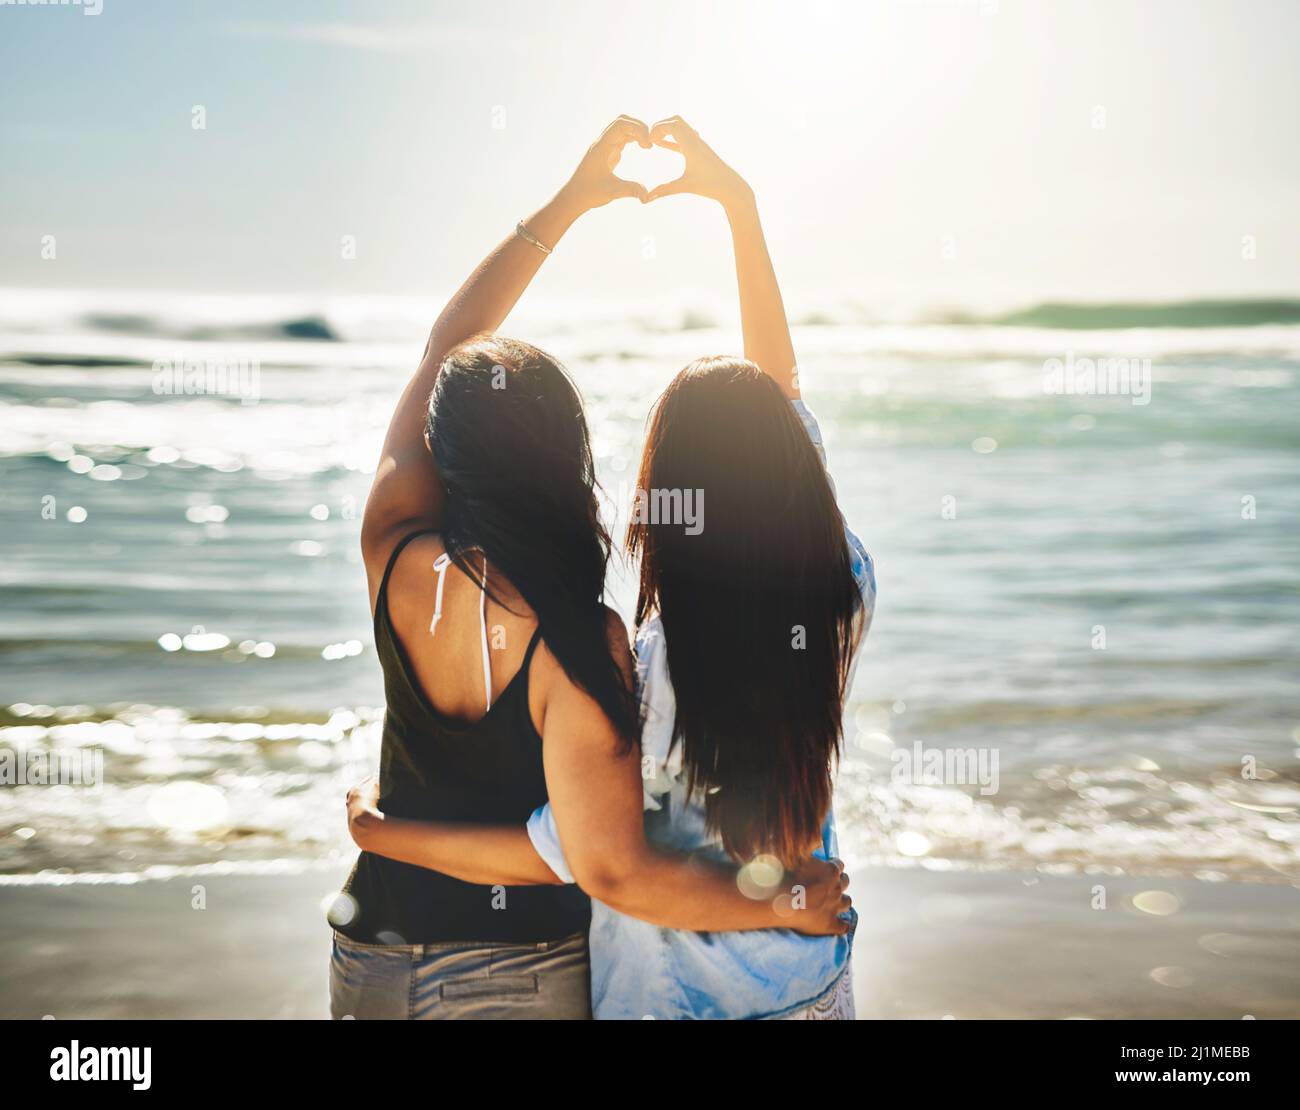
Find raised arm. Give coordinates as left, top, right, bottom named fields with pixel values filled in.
left=348, top=619, right=851, bottom=936
left=646, top=116, right=798, bottom=398
left=360, top=116, right=654, bottom=602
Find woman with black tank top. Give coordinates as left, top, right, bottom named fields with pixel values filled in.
left=330, top=117, right=850, bottom=1020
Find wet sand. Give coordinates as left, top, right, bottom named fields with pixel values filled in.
left=1, top=866, right=1296, bottom=1019
left=849, top=869, right=1299, bottom=1019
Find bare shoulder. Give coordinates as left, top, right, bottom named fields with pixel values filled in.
left=530, top=605, right=633, bottom=722
left=363, top=527, right=446, bottom=613
left=385, top=531, right=448, bottom=591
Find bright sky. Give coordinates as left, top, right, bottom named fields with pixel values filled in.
left=2, top=0, right=1298, bottom=311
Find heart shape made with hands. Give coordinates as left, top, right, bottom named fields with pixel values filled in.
left=614, top=142, right=686, bottom=193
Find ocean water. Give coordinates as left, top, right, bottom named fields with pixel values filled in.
left=1, top=289, right=1298, bottom=885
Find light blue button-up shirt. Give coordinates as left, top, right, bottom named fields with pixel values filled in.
left=528, top=400, right=876, bottom=1019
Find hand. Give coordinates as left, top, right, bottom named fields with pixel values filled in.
left=346, top=775, right=383, bottom=848
left=559, top=115, right=652, bottom=213
left=645, top=116, right=753, bottom=208
left=784, top=856, right=853, bottom=936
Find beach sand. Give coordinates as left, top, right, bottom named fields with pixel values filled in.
left=1, top=866, right=1296, bottom=1019
left=849, top=869, right=1299, bottom=1019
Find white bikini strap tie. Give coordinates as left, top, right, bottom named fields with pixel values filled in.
left=427, top=550, right=492, bottom=715
left=429, top=552, right=451, bottom=636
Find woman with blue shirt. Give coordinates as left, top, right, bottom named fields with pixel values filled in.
left=347, top=117, right=873, bottom=1019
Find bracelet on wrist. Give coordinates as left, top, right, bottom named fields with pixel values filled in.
left=514, top=221, right=553, bottom=255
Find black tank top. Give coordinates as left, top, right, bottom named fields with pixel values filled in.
left=339, top=530, right=590, bottom=944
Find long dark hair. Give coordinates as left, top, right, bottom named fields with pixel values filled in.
left=627, top=357, right=861, bottom=867
left=428, top=335, right=637, bottom=744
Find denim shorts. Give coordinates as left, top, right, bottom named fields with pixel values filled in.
left=329, top=930, right=591, bottom=1020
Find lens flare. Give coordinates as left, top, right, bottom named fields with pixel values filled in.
left=737, top=854, right=785, bottom=900
left=321, top=891, right=358, bottom=928
left=1132, top=890, right=1182, bottom=916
